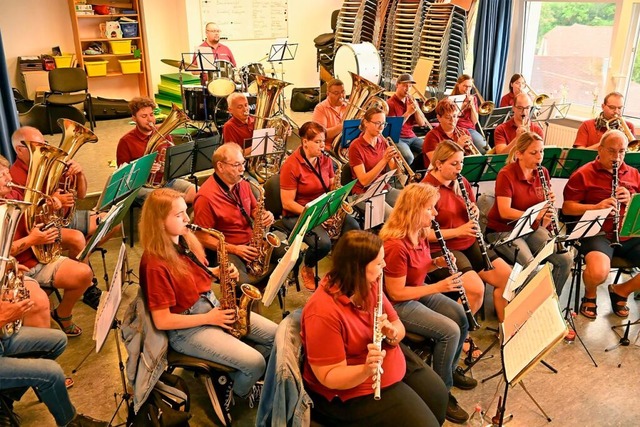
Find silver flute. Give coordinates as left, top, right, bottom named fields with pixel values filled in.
left=373, top=272, right=384, bottom=400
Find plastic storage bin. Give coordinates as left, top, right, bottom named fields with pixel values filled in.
left=108, top=40, right=132, bottom=54
left=120, top=21, right=138, bottom=38
left=85, top=60, right=108, bottom=77
left=54, top=54, right=74, bottom=68
left=118, top=59, right=141, bottom=74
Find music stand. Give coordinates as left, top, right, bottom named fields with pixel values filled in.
left=491, top=200, right=547, bottom=250
left=531, top=100, right=571, bottom=145
left=164, top=134, right=221, bottom=191
left=181, top=51, right=219, bottom=135
left=96, top=153, right=157, bottom=211
left=461, top=155, right=488, bottom=196
left=382, top=117, right=403, bottom=143
left=624, top=151, right=640, bottom=171
left=353, top=170, right=395, bottom=230
left=620, top=193, right=640, bottom=237
left=549, top=148, right=597, bottom=179
left=538, top=146, right=563, bottom=175
left=267, top=39, right=299, bottom=126
left=481, top=106, right=512, bottom=130
left=339, top=119, right=362, bottom=150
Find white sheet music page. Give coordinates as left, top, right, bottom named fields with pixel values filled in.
left=567, top=207, right=612, bottom=240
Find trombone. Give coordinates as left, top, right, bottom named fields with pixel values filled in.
left=406, top=85, right=436, bottom=130
left=606, top=114, right=640, bottom=151
left=471, top=83, right=495, bottom=116
left=523, top=81, right=549, bottom=108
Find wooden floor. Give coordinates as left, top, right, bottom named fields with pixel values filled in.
left=13, top=114, right=640, bottom=426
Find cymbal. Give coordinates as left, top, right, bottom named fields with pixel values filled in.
left=161, top=58, right=183, bottom=69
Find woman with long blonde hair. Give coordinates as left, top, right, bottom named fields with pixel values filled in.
left=379, top=183, right=476, bottom=424
left=139, top=188, right=277, bottom=403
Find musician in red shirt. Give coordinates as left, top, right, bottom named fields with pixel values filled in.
left=573, top=92, right=635, bottom=149
left=450, top=74, right=487, bottom=154
left=198, top=22, right=236, bottom=66
left=493, top=93, right=544, bottom=154
left=301, top=230, right=447, bottom=426
left=563, top=130, right=640, bottom=319
left=312, top=78, right=347, bottom=150
left=499, top=74, right=525, bottom=107
left=422, top=98, right=473, bottom=169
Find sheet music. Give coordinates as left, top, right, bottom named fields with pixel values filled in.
left=566, top=208, right=612, bottom=240
left=364, top=195, right=386, bottom=230
left=94, top=243, right=126, bottom=352
left=250, top=128, right=277, bottom=156
left=503, top=296, right=566, bottom=383
left=503, top=238, right=556, bottom=301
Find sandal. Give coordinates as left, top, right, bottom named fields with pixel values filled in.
left=608, top=285, right=630, bottom=318
left=579, top=297, right=598, bottom=320
left=51, top=309, right=83, bottom=337
left=65, top=377, right=74, bottom=389
left=462, top=337, right=482, bottom=365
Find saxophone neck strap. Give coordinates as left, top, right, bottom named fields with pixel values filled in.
left=174, top=237, right=214, bottom=278
left=214, top=172, right=254, bottom=228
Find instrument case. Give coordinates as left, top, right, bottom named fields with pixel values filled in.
left=90, top=96, right=131, bottom=120
left=290, top=87, right=319, bottom=112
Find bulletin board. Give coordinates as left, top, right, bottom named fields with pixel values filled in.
left=200, top=0, right=289, bottom=41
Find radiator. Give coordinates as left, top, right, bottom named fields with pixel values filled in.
left=545, top=124, right=578, bottom=148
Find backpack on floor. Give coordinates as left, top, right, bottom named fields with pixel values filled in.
left=127, top=372, right=191, bottom=427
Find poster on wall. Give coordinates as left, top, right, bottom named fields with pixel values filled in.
left=201, top=0, right=289, bottom=41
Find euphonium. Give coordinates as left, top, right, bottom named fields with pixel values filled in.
left=331, top=72, right=387, bottom=163
left=143, top=103, right=190, bottom=188
left=22, top=140, right=68, bottom=264
left=384, top=137, right=421, bottom=186
left=321, top=154, right=355, bottom=239
left=47, top=119, right=98, bottom=225
left=186, top=224, right=261, bottom=338
left=247, top=75, right=292, bottom=183
left=0, top=199, right=32, bottom=339
left=245, top=179, right=281, bottom=277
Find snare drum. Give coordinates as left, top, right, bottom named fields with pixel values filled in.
left=208, top=60, right=238, bottom=97
left=242, top=62, right=266, bottom=95
left=333, top=42, right=381, bottom=95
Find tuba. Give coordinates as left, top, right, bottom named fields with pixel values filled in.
left=0, top=199, right=32, bottom=339
left=245, top=179, right=281, bottom=277
left=47, top=119, right=98, bottom=225
left=331, top=72, right=387, bottom=163
left=321, top=154, right=355, bottom=239
left=143, top=103, right=190, bottom=188
left=22, top=141, right=68, bottom=264
left=186, top=224, right=261, bottom=338
left=247, top=75, right=292, bottom=183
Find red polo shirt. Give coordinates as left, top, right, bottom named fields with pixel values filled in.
left=117, top=126, right=171, bottom=184
left=348, top=134, right=387, bottom=195
left=222, top=116, right=255, bottom=150
left=500, top=92, right=515, bottom=108
left=456, top=95, right=477, bottom=130
left=197, top=41, right=236, bottom=67
left=422, top=125, right=471, bottom=169
left=573, top=119, right=636, bottom=148
left=279, top=147, right=334, bottom=217
left=487, top=161, right=549, bottom=232
left=140, top=251, right=212, bottom=314
left=423, top=172, right=476, bottom=251
left=563, top=159, right=640, bottom=238
left=13, top=217, right=38, bottom=269
left=383, top=236, right=432, bottom=290
left=312, top=99, right=347, bottom=151
left=493, top=118, right=544, bottom=150
left=387, top=94, right=416, bottom=138
left=193, top=174, right=256, bottom=245
left=8, top=158, right=28, bottom=198
left=301, top=276, right=405, bottom=402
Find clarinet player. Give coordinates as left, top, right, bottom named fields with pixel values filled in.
left=300, top=230, right=447, bottom=426
left=562, top=130, right=640, bottom=320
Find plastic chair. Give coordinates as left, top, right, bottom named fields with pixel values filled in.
left=44, top=68, right=95, bottom=131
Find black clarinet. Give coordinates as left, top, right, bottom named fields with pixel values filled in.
left=535, top=164, right=568, bottom=254
left=431, top=219, right=480, bottom=331
left=611, top=160, right=622, bottom=247
left=456, top=174, right=494, bottom=270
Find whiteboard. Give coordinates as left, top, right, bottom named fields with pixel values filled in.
left=201, top=0, right=289, bottom=41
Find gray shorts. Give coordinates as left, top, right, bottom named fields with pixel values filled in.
left=25, top=256, right=68, bottom=287
left=67, top=209, right=91, bottom=235
left=136, top=178, right=194, bottom=202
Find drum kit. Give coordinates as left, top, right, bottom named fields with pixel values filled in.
left=160, top=57, right=267, bottom=129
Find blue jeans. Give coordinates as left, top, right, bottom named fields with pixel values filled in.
left=281, top=215, right=360, bottom=267
left=394, top=293, right=468, bottom=389
left=167, top=291, right=277, bottom=397
left=487, top=227, right=572, bottom=295
left=0, top=327, right=74, bottom=426
left=397, top=136, right=424, bottom=167
left=466, top=128, right=487, bottom=154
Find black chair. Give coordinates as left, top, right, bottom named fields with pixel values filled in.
left=313, top=9, right=340, bottom=86
left=44, top=68, right=95, bottom=132
left=0, top=391, right=21, bottom=426
left=167, top=349, right=236, bottom=427
left=19, top=104, right=86, bottom=135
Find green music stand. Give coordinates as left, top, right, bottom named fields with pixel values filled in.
left=620, top=193, right=640, bottom=237
left=481, top=153, right=508, bottom=182
left=624, top=151, right=640, bottom=172
left=540, top=146, right=563, bottom=173
left=550, top=148, right=596, bottom=179
left=461, top=154, right=488, bottom=183
left=96, top=153, right=157, bottom=211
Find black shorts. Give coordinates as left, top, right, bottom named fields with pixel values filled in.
left=578, top=235, right=640, bottom=266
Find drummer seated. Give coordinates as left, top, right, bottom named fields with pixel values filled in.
left=223, top=93, right=255, bottom=157
left=116, top=97, right=196, bottom=203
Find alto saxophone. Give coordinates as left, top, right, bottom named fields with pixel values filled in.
left=0, top=199, right=32, bottom=339
left=245, top=179, right=281, bottom=277
left=186, top=224, right=261, bottom=338
left=321, top=154, right=354, bottom=239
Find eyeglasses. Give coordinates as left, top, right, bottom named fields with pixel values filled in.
left=604, top=148, right=626, bottom=156
left=206, top=29, right=221, bottom=33
left=513, top=106, right=532, bottom=111
left=223, top=160, right=246, bottom=168
left=368, top=121, right=387, bottom=128
left=329, top=90, right=345, bottom=96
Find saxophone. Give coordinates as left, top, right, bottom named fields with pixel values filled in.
left=186, top=224, right=261, bottom=338
left=0, top=199, right=32, bottom=339
left=245, top=179, right=281, bottom=277
left=321, top=154, right=354, bottom=239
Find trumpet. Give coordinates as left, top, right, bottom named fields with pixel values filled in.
left=384, top=137, right=421, bottom=186
left=454, top=127, right=481, bottom=156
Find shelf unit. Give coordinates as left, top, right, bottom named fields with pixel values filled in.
left=66, top=0, right=150, bottom=98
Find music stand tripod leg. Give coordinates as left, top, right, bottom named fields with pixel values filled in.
left=519, top=381, right=552, bottom=422
left=605, top=318, right=640, bottom=367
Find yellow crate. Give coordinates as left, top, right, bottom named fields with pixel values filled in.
left=54, top=54, right=74, bottom=68
left=118, top=59, right=141, bottom=74
left=108, top=39, right=132, bottom=54
left=85, top=60, right=108, bottom=77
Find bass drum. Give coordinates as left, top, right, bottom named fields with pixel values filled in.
left=207, top=60, right=238, bottom=97
left=333, top=42, right=381, bottom=95
left=184, top=86, right=228, bottom=123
